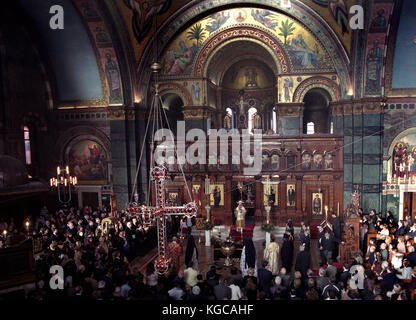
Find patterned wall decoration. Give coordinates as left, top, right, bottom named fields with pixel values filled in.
left=363, top=1, right=394, bottom=97
left=383, top=103, right=416, bottom=156
left=291, top=75, right=341, bottom=102
left=160, top=7, right=333, bottom=76
left=73, top=0, right=124, bottom=105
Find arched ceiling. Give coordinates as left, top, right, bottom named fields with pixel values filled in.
left=206, top=40, right=277, bottom=86
left=391, top=0, right=416, bottom=90
left=17, top=0, right=103, bottom=101
left=222, top=59, right=276, bottom=90
left=159, top=6, right=334, bottom=76
left=118, top=0, right=355, bottom=60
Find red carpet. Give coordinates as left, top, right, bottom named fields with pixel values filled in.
left=230, top=224, right=254, bottom=242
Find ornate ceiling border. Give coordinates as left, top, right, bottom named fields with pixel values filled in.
left=136, top=0, right=351, bottom=105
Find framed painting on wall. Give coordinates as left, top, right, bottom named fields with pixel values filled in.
left=312, top=192, right=323, bottom=215
left=287, top=184, right=296, bottom=207
left=210, top=184, right=224, bottom=207
left=263, top=184, right=278, bottom=207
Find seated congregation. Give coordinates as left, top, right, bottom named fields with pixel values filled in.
left=0, top=205, right=415, bottom=301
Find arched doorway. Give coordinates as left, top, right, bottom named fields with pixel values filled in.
left=161, top=93, right=184, bottom=133
left=303, top=88, right=332, bottom=134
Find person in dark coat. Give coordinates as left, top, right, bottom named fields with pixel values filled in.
left=319, top=230, right=334, bottom=266
left=257, top=260, right=273, bottom=299
left=280, top=233, right=294, bottom=272
left=295, top=243, right=310, bottom=279
left=184, top=235, right=198, bottom=270
left=330, top=212, right=342, bottom=259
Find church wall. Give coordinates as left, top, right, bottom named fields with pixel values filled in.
left=278, top=117, right=302, bottom=137
left=109, top=118, right=130, bottom=208
left=332, top=100, right=384, bottom=213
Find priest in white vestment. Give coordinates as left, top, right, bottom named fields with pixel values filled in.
left=264, top=236, right=280, bottom=275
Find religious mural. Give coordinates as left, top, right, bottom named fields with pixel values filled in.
left=364, top=1, right=393, bottom=96
left=210, top=184, right=224, bottom=207
left=391, top=133, right=416, bottom=178
left=222, top=60, right=276, bottom=90
left=192, top=184, right=201, bottom=206
left=324, top=153, right=334, bottom=169
left=73, top=0, right=124, bottom=105
left=313, top=153, right=324, bottom=169
left=312, top=192, right=323, bottom=215
left=167, top=192, right=179, bottom=206
left=287, top=184, right=296, bottom=207
left=308, top=0, right=354, bottom=52
left=271, top=154, right=280, bottom=170
left=67, top=140, right=108, bottom=183
left=263, top=184, right=279, bottom=207
left=160, top=7, right=333, bottom=75
left=302, top=153, right=312, bottom=170
left=123, top=0, right=172, bottom=43
left=277, top=74, right=339, bottom=103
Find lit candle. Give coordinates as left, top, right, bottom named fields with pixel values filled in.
left=66, top=166, right=69, bottom=175
left=3, top=230, right=7, bottom=236
left=64, top=178, right=67, bottom=186
left=325, top=206, right=328, bottom=220
left=50, top=178, right=53, bottom=187
left=25, top=221, right=29, bottom=229
left=57, top=166, right=60, bottom=175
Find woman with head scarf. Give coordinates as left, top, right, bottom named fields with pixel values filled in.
left=185, top=235, right=199, bottom=270
left=240, top=236, right=257, bottom=277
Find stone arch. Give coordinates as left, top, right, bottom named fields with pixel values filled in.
left=137, top=0, right=351, bottom=104
left=196, top=27, right=292, bottom=78
left=293, top=77, right=341, bottom=103
left=150, top=82, right=193, bottom=106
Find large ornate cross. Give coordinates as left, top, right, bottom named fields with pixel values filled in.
left=128, top=166, right=197, bottom=274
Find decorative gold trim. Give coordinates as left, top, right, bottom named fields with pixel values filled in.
left=108, top=106, right=125, bottom=120
left=182, top=106, right=216, bottom=120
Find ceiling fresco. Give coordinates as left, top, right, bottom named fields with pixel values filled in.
left=159, top=7, right=334, bottom=76
left=118, top=0, right=354, bottom=62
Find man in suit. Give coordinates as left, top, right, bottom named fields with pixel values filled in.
left=258, top=260, right=274, bottom=299
left=295, top=243, right=310, bottom=279
left=213, top=277, right=232, bottom=300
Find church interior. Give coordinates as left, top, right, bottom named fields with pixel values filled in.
left=0, top=0, right=416, bottom=302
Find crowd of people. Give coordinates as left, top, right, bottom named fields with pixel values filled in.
left=0, top=205, right=415, bottom=301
